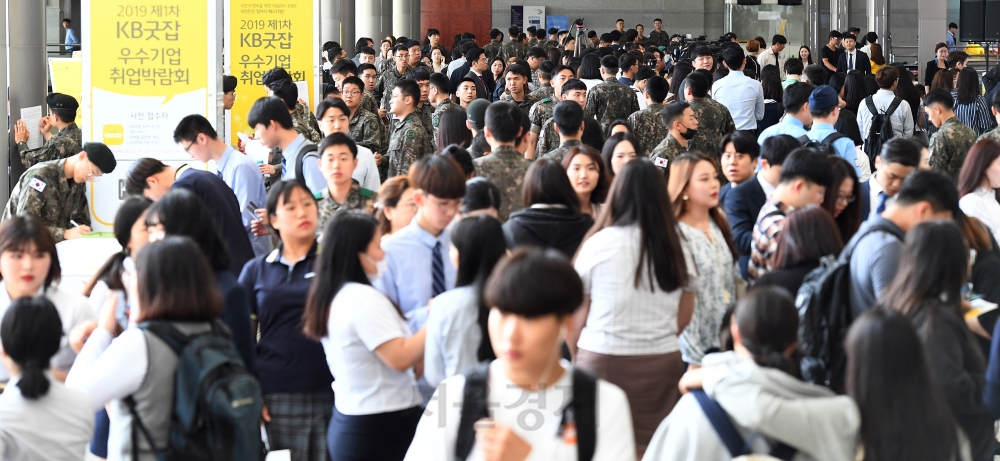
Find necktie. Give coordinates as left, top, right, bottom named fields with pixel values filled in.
left=216, top=170, right=223, bottom=179
left=876, top=191, right=887, bottom=214
left=848, top=53, right=854, bottom=71
left=431, top=241, right=445, bottom=297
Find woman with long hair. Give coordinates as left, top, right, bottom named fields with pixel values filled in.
left=953, top=68, right=998, bottom=136
left=845, top=308, right=972, bottom=461
left=893, top=63, right=924, bottom=128
left=503, top=159, right=594, bottom=257
left=880, top=221, right=998, bottom=461
left=429, top=46, right=448, bottom=73
left=602, top=132, right=641, bottom=177
left=423, top=215, right=507, bottom=388
left=799, top=45, right=814, bottom=65
left=754, top=206, right=845, bottom=295
left=489, top=57, right=506, bottom=88
left=759, top=65, right=783, bottom=132
left=668, top=61, right=694, bottom=102
left=931, top=68, right=957, bottom=92
left=83, top=196, right=152, bottom=318
left=823, top=155, right=863, bottom=241
left=578, top=53, right=603, bottom=91
left=570, top=159, right=695, bottom=455
left=869, top=43, right=886, bottom=74
left=435, top=108, right=473, bottom=150
left=303, top=212, right=425, bottom=460
left=561, top=146, right=611, bottom=217
left=959, top=139, right=1000, bottom=242
left=375, top=176, right=417, bottom=238
left=644, top=287, right=859, bottom=460
left=667, top=153, right=738, bottom=366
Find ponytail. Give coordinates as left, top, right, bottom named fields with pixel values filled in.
left=17, top=358, right=51, bottom=399
left=751, top=345, right=802, bottom=379
left=734, top=287, right=801, bottom=378
left=0, top=297, right=63, bottom=400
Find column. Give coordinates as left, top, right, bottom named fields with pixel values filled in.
left=805, top=0, right=821, bottom=50
left=0, top=0, right=9, bottom=199
left=917, top=0, right=945, bottom=66
left=342, top=0, right=356, bottom=55
left=393, top=0, right=411, bottom=39
left=411, top=0, right=421, bottom=41
left=357, top=0, right=381, bottom=48
left=831, top=0, right=849, bottom=31
left=381, top=0, right=393, bottom=41
left=8, top=0, right=47, bottom=184
left=321, top=0, right=341, bottom=45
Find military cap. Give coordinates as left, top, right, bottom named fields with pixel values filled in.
left=548, top=28, right=559, bottom=35
left=45, top=93, right=78, bottom=112
left=83, top=142, right=117, bottom=174
left=466, top=99, right=490, bottom=126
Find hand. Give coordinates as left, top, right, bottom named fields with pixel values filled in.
left=63, top=225, right=92, bottom=240
left=678, top=367, right=705, bottom=394
left=13, top=120, right=28, bottom=143
left=258, top=164, right=276, bottom=175
left=373, top=152, right=383, bottom=166
left=475, top=419, right=532, bottom=461
left=69, top=320, right=98, bottom=353
left=98, top=294, right=123, bottom=337
left=378, top=108, right=388, bottom=119
left=39, top=117, right=52, bottom=138
left=297, top=98, right=308, bottom=106
left=261, top=405, right=272, bottom=423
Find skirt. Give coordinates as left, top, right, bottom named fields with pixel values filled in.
left=264, top=392, right=335, bottom=461
left=575, top=349, right=684, bottom=455
left=326, top=405, right=422, bottom=461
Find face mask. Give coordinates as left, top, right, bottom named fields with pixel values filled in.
left=361, top=253, right=388, bottom=280
left=322, top=61, right=333, bottom=71
left=680, top=127, right=698, bottom=140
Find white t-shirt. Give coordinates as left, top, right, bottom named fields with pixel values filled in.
left=574, top=225, right=697, bottom=356
left=403, top=360, right=636, bottom=461
left=0, top=282, right=95, bottom=382
left=352, top=145, right=382, bottom=192
left=321, top=282, right=423, bottom=415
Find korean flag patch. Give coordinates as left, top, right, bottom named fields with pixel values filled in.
left=28, top=178, right=46, bottom=193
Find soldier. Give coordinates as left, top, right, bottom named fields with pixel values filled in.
left=429, top=73, right=459, bottom=138
left=526, top=26, right=540, bottom=48
left=3, top=142, right=115, bottom=242
left=649, top=19, right=669, bottom=47
left=528, top=61, right=556, bottom=101
left=376, top=45, right=411, bottom=114
left=925, top=89, right=977, bottom=182
left=526, top=47, right=547, bottom=89
left=978, top=90, right=1000, bottom=143
left=14, top=93, right=82, bottom=168
left=585, top=55, right=640, bottom=132
left=406, top=40, right=432, bottom=71
left=685, top=71, right=737, bottom=159
left=537, top=78, right=588, bottom=156
left=542, top=101, right=586, bottom=163
left=387, top=79, right=432, bottom=177
left=651, top=102, right=699, bottom=175
left=542, top=28, right=562, bottom=53
left=501, top=26, right=527, bottom=63
left=341, top=76, right=386, bottom=181
left=358, top=63, right=381, bottom=107
left=406, top=68, right=436, bottom=141
left=315, top=133, right=377, bottom=233
left=627, top=76, right=670, bottom=156
left=499, top=64, right=539, bottom=112
left=472, top=102, right=532, bottom=221
left=331, top=59, right=379, bottom=115
left=484, top=29, right=504, bottom=62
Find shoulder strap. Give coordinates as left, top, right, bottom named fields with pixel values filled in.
left=570, top=368, right=598, bottom=461
left=821, top=132, right=847, bottom=145
left=691, top=389, right=746, bottom=457
left=455, top=361, right=492, bottom=460
left=885, top=97, right=902, bottom=116
left=796, top=134, right=811, bottom=146
left=294, top=143, right=319, bottom=183
left=137, top=320, right=190, bottom=355
left=124, top=396, right=165, bottom=460
left=865, top=96, right=877, bottom=114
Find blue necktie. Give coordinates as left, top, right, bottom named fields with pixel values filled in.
left=876, top=191, right=887, bottom=214
left=216, top=170, right=223, bottom=179
left=848, top=53, right=854, bottom=71
left=431, top=241, right=445, bottom=297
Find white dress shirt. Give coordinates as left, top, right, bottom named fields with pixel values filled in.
left=960, top=187, right=1000, bottom=244
left=867, top=175, right=892, bottom=219
left=844, top=50, right=859, bottom=71
left=353, top=145, right=382, bottom=191
left=711, top=72, right=765, bottom=131
left=756, top=170, right=777, bottom=198
left=0, top=374, right=95, bottom=461
left=757, top=47, right=783, bottom=77
left=857, top=89, right=915, bottom=151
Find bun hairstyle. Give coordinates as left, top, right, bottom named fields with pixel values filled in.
left=1, top=297, right=63, bottom=399
left=735, top=286, right=802, bottom=378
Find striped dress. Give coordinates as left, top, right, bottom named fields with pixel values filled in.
left=951, top=90, right=999, bottom=136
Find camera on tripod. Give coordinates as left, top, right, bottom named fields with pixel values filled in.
left=573, top=18, right=585, bottom=27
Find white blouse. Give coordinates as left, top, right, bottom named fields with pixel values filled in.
left=960, top=187, right=1000, bottom=244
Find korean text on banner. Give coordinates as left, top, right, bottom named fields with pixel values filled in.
left=227, top=0, right=317, bottom=146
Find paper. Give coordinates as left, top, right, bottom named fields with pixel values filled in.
left=20, top=106, right=43, bottom=149
left=265, top=450, right=292, bottom=461
left=239, top=132, right=271, bottom=166
left=294, top=81, right=310, bottom=110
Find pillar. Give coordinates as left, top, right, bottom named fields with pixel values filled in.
left=8, top=0, right=47, bottom=184
left=393, top=0, right=411, bottom=39
left=0, top=0, right=10, bottom=198
left=357, top=0, right=381, bottom=48
left=411, top=0, right=421, bottom=41
left=831, top=0, right=849, bottom=31
left=380, top=0, right=393, bottom=41
left=341, top=0, right=356, bottom=55
left=805, top=0, right=821, bottom=50
left=321, top=0, right=341, bottom=45
left=917, top=0, right=945, bottom=66
left=868, top=0, right=888, bottom=57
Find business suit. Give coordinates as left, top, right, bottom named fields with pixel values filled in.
left=449, top=61, right=472, bottom=94
left=719, top=182, right=737, bottom=208
left=724, top=177, right=768, bottom=280
left=837, top=49, right=872, bottom=74
left=464, top=70, right=491, bottom=100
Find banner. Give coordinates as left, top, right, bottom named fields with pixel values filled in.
left=83, top=0, right=222, bottom=229
left=510, top=6, right=523, bottom=29
left=226, top=0, right=320, bottom=146
left=524, top=6, right=546, bottom=32
left=48, top=58, right=83, bottom=126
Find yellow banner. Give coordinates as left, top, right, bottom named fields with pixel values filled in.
left=228, top=0, right=315, bottom=145
left=48, top=58, right=83, bottom=126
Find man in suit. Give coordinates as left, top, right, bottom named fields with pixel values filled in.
left=837, top=34, right=872, bottom=74
left=723, top=134, right=799, bottom=279
left=464, top=48, right=492, bottom=100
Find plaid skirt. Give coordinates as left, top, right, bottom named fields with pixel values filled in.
left=263, top=392, right=335, bottom=461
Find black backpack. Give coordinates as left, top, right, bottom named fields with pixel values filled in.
left=862, top=96, right=902, bottom=167
left=455, top=362, right=597, bottom=461
left=796, top=220, right=905, bottom=393
left=124, top=321, right=264, bottom=461
left=293, top=143, right=320, bottom=185
left=797, top=132, right=847, bottom=157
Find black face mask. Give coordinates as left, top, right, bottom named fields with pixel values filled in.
left=680, top=127, right=698, bottom=140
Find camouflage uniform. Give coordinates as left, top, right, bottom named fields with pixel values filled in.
left=360, top=91, right=379, bottom=115
left=585, top=77, right=641, bottom=132
left=978, top=127, right=1000, bottom=144
left=366, top=89, right=382, bottom=110
left=18, top=123, right=82, bottom=168
left=536, top=115, right=562, bottom=156
left=650, top=133, right=690, bottom=176
left=542, top=139, right=584, bottom=163
left=527, top=38, right=540, bottom=49
left=500, top=92, right=540, bottom=112
left=432, top=98, right=459, bottom=136
left=929, top=116, right=977, bottom=183
left=649, top=30, right=670, bottom=47
left=2, top=159, right=89, bottom=242
left=376, top=66, right=408, bottom=111
left=687, top=97, right=736, bottom=159
left=626, top=103, right=667, bottom=156
left=472, top=145, right=531, bottom=221
left=528, top=83, right=554, bottom=102
left=530, top=69, right=541, bottom=89
left=542, top=40, right=562, bottom=53
left=349, top=108, right=386, bottom=158
left=387, top=112, right=432, bottom=177
left=501, top=40, right=527, bottom=63
left=316, top=181, right=377, bottom=235
left=484, top=41, right=504, bottom=62
left=416, top=103, right=435, bottom=140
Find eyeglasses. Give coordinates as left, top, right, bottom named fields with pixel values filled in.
left=343, top=90, right=362, bottom=96
left=836, top=194, right=856, bottom=204
left=85, top=161, right=103, bottom=182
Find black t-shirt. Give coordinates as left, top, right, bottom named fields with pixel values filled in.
left=172, top=168, right=255, bottom=276
left=820, top=46, right=843, bottom=71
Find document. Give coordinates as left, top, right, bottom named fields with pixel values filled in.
left=20, top=106, right=43, bottom=149
left=294, top=81, right=310, bottom=109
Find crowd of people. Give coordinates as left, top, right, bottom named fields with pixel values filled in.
left=2, top=17, right=1000, bottom=461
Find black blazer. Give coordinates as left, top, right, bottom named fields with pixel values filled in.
left=172, top=169, right=255, bottom=276
left=724, top=177, right=768, bottom=280
left=464, top=71, right=490, bottom=100
left=448, top=61, right=472, bottom=94
left=837, top=50, right=872, bottom=74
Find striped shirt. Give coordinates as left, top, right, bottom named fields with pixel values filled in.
left=749, top=199, right=794, bottom=280
left=951, top=90, right=999, bottom=136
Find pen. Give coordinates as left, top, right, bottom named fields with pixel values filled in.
left=70, top=220, right=80, bottom=227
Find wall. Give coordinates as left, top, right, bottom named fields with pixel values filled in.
left=423, top=0, right=492, bottom=48
left=489, top=0, right=714, bottom=40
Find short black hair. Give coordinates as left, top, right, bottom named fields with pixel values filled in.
left=485, top=102, right=522, bottom=143
left=393, top=79, right=420, bottom=107
left=949, top=22, right=958, bottom=29
left=270, top=79, right=298, bottom=110
left=561, top=78, right=587, bottom=95
left=829, top=30, right=843, bottom=39
left=619, top=54, right=638, bottom=71
left=358, top=63, right=377, bottom=74
left=466, top=47, right=486, bottom=63
left=173, top=114, right=218, bottom=143
left=359, top=46, right=376, bottom=56
left=404, top=67, right=431, bottom=82
left=537, top=60, right=555, bottom=80
left=784, top=82, right=815, bottom=113
left=553, top=101, right=585, bottom=136
left=508, top=26, right=520, bottom=37
left=261, top=67, right=291, bottom=89
left=485, top=247, right=583, bottom=318
left=722, top=45, right=745, bottom=70
left=760, top=134, right=800, bottom=166
left=879, top=137, right=922, bottom=167
left=645, top=76, right=669, bottom=104
left=330, top=59, right=358, bottom=77
left=720, top=131, right=761, bottom=160
left=440, top=145, right=475, bottom=177
left=803, top=65, right=827, bottom=86
left=783, top=57, right=804, bottom=76
left=506, top=63, right=530, bottom=79
left=462, top=177, right=502, bottom=214
left=408, top=154, right=467, bottom=199
left=247, top=96, right=294, bottom=130
left=661, top=101, right=690, bottom=128
left=694, top=45, right=714, bottom=58
left=685, top=71, right=712, bottom=98
left=317, top=132, right=358, bottom=159
left=527, top=47, right=547, bottom=59
left=924, top=88, right=954, bottom=110
left=490, top=29, right=503, bottom=40
left=600, top=55, right=619, bottom=72
left=62, top=18, right=71, bottom=24
left=772, top=34, right=788, bottom=45
left=341, top=76, right=364, bottom=93
left=993, top=88, right=1000, bottom=111
left=779, top=148, right=835, bottom=188
left=895, top=170, right=959, bottom=214
left=429, top=73, right=450, bottom=93
left=842, top=34, right=857, bottom=42
left=315, top=97, right=349, bottom=121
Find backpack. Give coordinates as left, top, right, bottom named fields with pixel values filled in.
left=124, top=320, right=264, bottom=461
left=293, top=143, right=320, bottom=184
left=691, top=389, right=797, bottom=460
left=455, top=362, right=597, bottom=461
left=862, top=96, right=902, bottom=167
left=983, top=63, right=1000, bottom=93
left=796, top=132, right=847, bottom=157
left=795, top=220, right=905, bottom=393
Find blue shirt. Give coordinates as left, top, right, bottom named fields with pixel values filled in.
left=806, top=122, right=863, bottom=177
left=711, top=71, right=765, bottom=131
left=216, top=146, right=271, bottom=257
left=946, top=31, right=957, bottom=51
left=280, top=134, right=327, bottom=194
left=757, top=115, right=808, bottom=144
left=618, top=76, right=634, bottom=86
left=374, top=220, right=456, bottom=332
left=64, top=28, right=78, bottom=45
